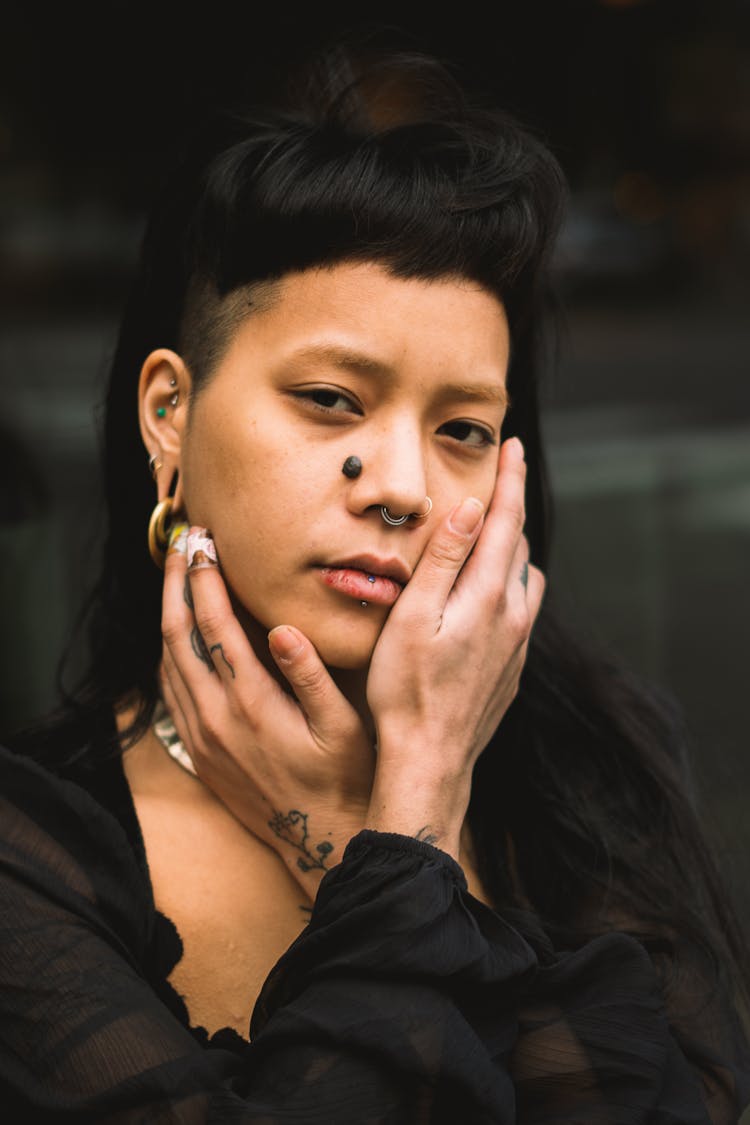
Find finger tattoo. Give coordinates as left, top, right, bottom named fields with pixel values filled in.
left=209, top=643, right=236, bottom=679
left=190, top=625, right=215, bottom=671
left=520, top=561, right=529, bottom=590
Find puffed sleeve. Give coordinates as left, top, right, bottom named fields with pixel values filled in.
left=1, top=746, right=748, bottom=1123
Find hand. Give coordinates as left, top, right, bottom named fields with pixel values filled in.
left=365, top=437, right=545, bottom=860
left=159, top=530, right=375, bottom=899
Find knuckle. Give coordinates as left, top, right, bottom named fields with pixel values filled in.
left=161, top=615, right=182, bottom=648
left=507, top=603, right=530, bottom=643
left=293, top=662, right=326, bottom=695
left=428, top=534, right=468, bottom=570
left=193, top=606, right=225, bottom=642
left=197, top=712, right=220, bottom=745
left=491, top=586, right=508, bottom=615
left=505, top=499, right=525, bottom=533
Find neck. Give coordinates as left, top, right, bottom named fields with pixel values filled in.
left=327, top=666, right=374, bottom=741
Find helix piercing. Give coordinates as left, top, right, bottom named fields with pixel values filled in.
left=156, top=407, right=167, bottom=418
left=342, top=455, right=362, bottom=479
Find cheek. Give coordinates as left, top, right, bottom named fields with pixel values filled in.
left=182, top=415, right=275, bottom=525
left=183, top=425, right=322, bottom=585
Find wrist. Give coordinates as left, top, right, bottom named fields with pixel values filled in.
left=268, top=807, right=368, bottom=900
left=364, top=767, right=470, bottom=863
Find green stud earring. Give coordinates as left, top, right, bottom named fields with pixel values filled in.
left=156, top=407, right=167, bottom=418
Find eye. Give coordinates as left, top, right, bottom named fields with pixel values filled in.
left=291, top=386, right=362, bottom=415
left=438, top=420, right=496, bottom=448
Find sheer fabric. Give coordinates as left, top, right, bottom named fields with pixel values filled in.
left=0, top=741, right=748, bottom=1123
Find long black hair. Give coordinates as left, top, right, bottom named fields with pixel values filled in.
left=21, top=39, right=750, bottom=1041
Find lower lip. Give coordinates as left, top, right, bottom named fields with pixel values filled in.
left=320, top=567, right=403, bottom=607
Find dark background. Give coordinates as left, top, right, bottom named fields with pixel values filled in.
left=1, top=1, right=749, bottom=923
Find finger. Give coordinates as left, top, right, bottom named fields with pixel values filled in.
left=161, top=526, right=228, bottom=722
left=396, top=496, right=485, bottom=616
left=525, top=562, right=546, bottom=629
left=496, top=532, right=532, bottom=624
left=158, top=657, right=200, bottom=765
left=184, top=527, right=269, bottom=691
left=160, top=641, right=201, bottom=741
left=511, top=533, right=531, bottom=595
left=161, top=522, right=212, bottom=679
left=268, top=625, right=364, bottom=743
left=458, top=436, right=527, bottom=590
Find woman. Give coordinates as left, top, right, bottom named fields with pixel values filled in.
left=1, top=44, right=748, bottom=1122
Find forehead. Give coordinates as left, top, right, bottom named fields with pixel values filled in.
left=227, top=261, right=510, bottom=377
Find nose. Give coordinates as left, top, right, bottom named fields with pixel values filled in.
left=346, top=416, right=428, bottom=522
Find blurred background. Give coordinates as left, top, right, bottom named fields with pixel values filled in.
left=1, top=1, right=748, bottom=920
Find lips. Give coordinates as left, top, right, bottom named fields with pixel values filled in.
left=327, top=554, right=412, bottom=586
left=317, top=554, right=412, bottom=608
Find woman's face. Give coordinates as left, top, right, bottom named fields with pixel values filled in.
left=179, top=261, right=511, bottom=669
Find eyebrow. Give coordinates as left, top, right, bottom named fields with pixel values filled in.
left=284, top=343, right=510, bottom=410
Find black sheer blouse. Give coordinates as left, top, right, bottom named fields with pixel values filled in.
left=0, top=732, right=748, bottom=1123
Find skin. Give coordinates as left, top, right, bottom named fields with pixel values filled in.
left=168, top=263, right=509, bottom=668
left=132, top=261, right=544, bottom=1033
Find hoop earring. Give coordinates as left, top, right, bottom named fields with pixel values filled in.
left=148, top=498, right=173, bottom=569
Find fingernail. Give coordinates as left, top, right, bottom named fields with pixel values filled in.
left=187, top=527, right=218, bottom=570
left=449, top=497, right=484, bottom=535
left=268, top=625, right=304, bottom=663
left=506, top=436, right=525, bottom=462
left=167, top=522, right=189, bottom=555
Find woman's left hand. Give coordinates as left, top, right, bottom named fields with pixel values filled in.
left=159, top=530, right=375, bottom=900
left=364, top=437, right=545, bottom=860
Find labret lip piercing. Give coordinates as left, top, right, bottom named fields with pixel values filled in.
left=360, top=574, right=377, bottom=609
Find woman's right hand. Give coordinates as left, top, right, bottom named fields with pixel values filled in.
left=365, top=437, right=545, bottom=861
left=159, top=530, right=375, bottom=901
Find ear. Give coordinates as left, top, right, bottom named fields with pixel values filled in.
left=138, top=348, right=193, bottom=512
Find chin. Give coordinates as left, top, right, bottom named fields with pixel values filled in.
left=229, top=581, right=386, bottom=670
left=307, top=624, right=380, bottom=671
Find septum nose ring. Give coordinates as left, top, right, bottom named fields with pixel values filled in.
left=380, top=498, right=432, bottom=526
left=340, top=456, right=432, bottom=526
